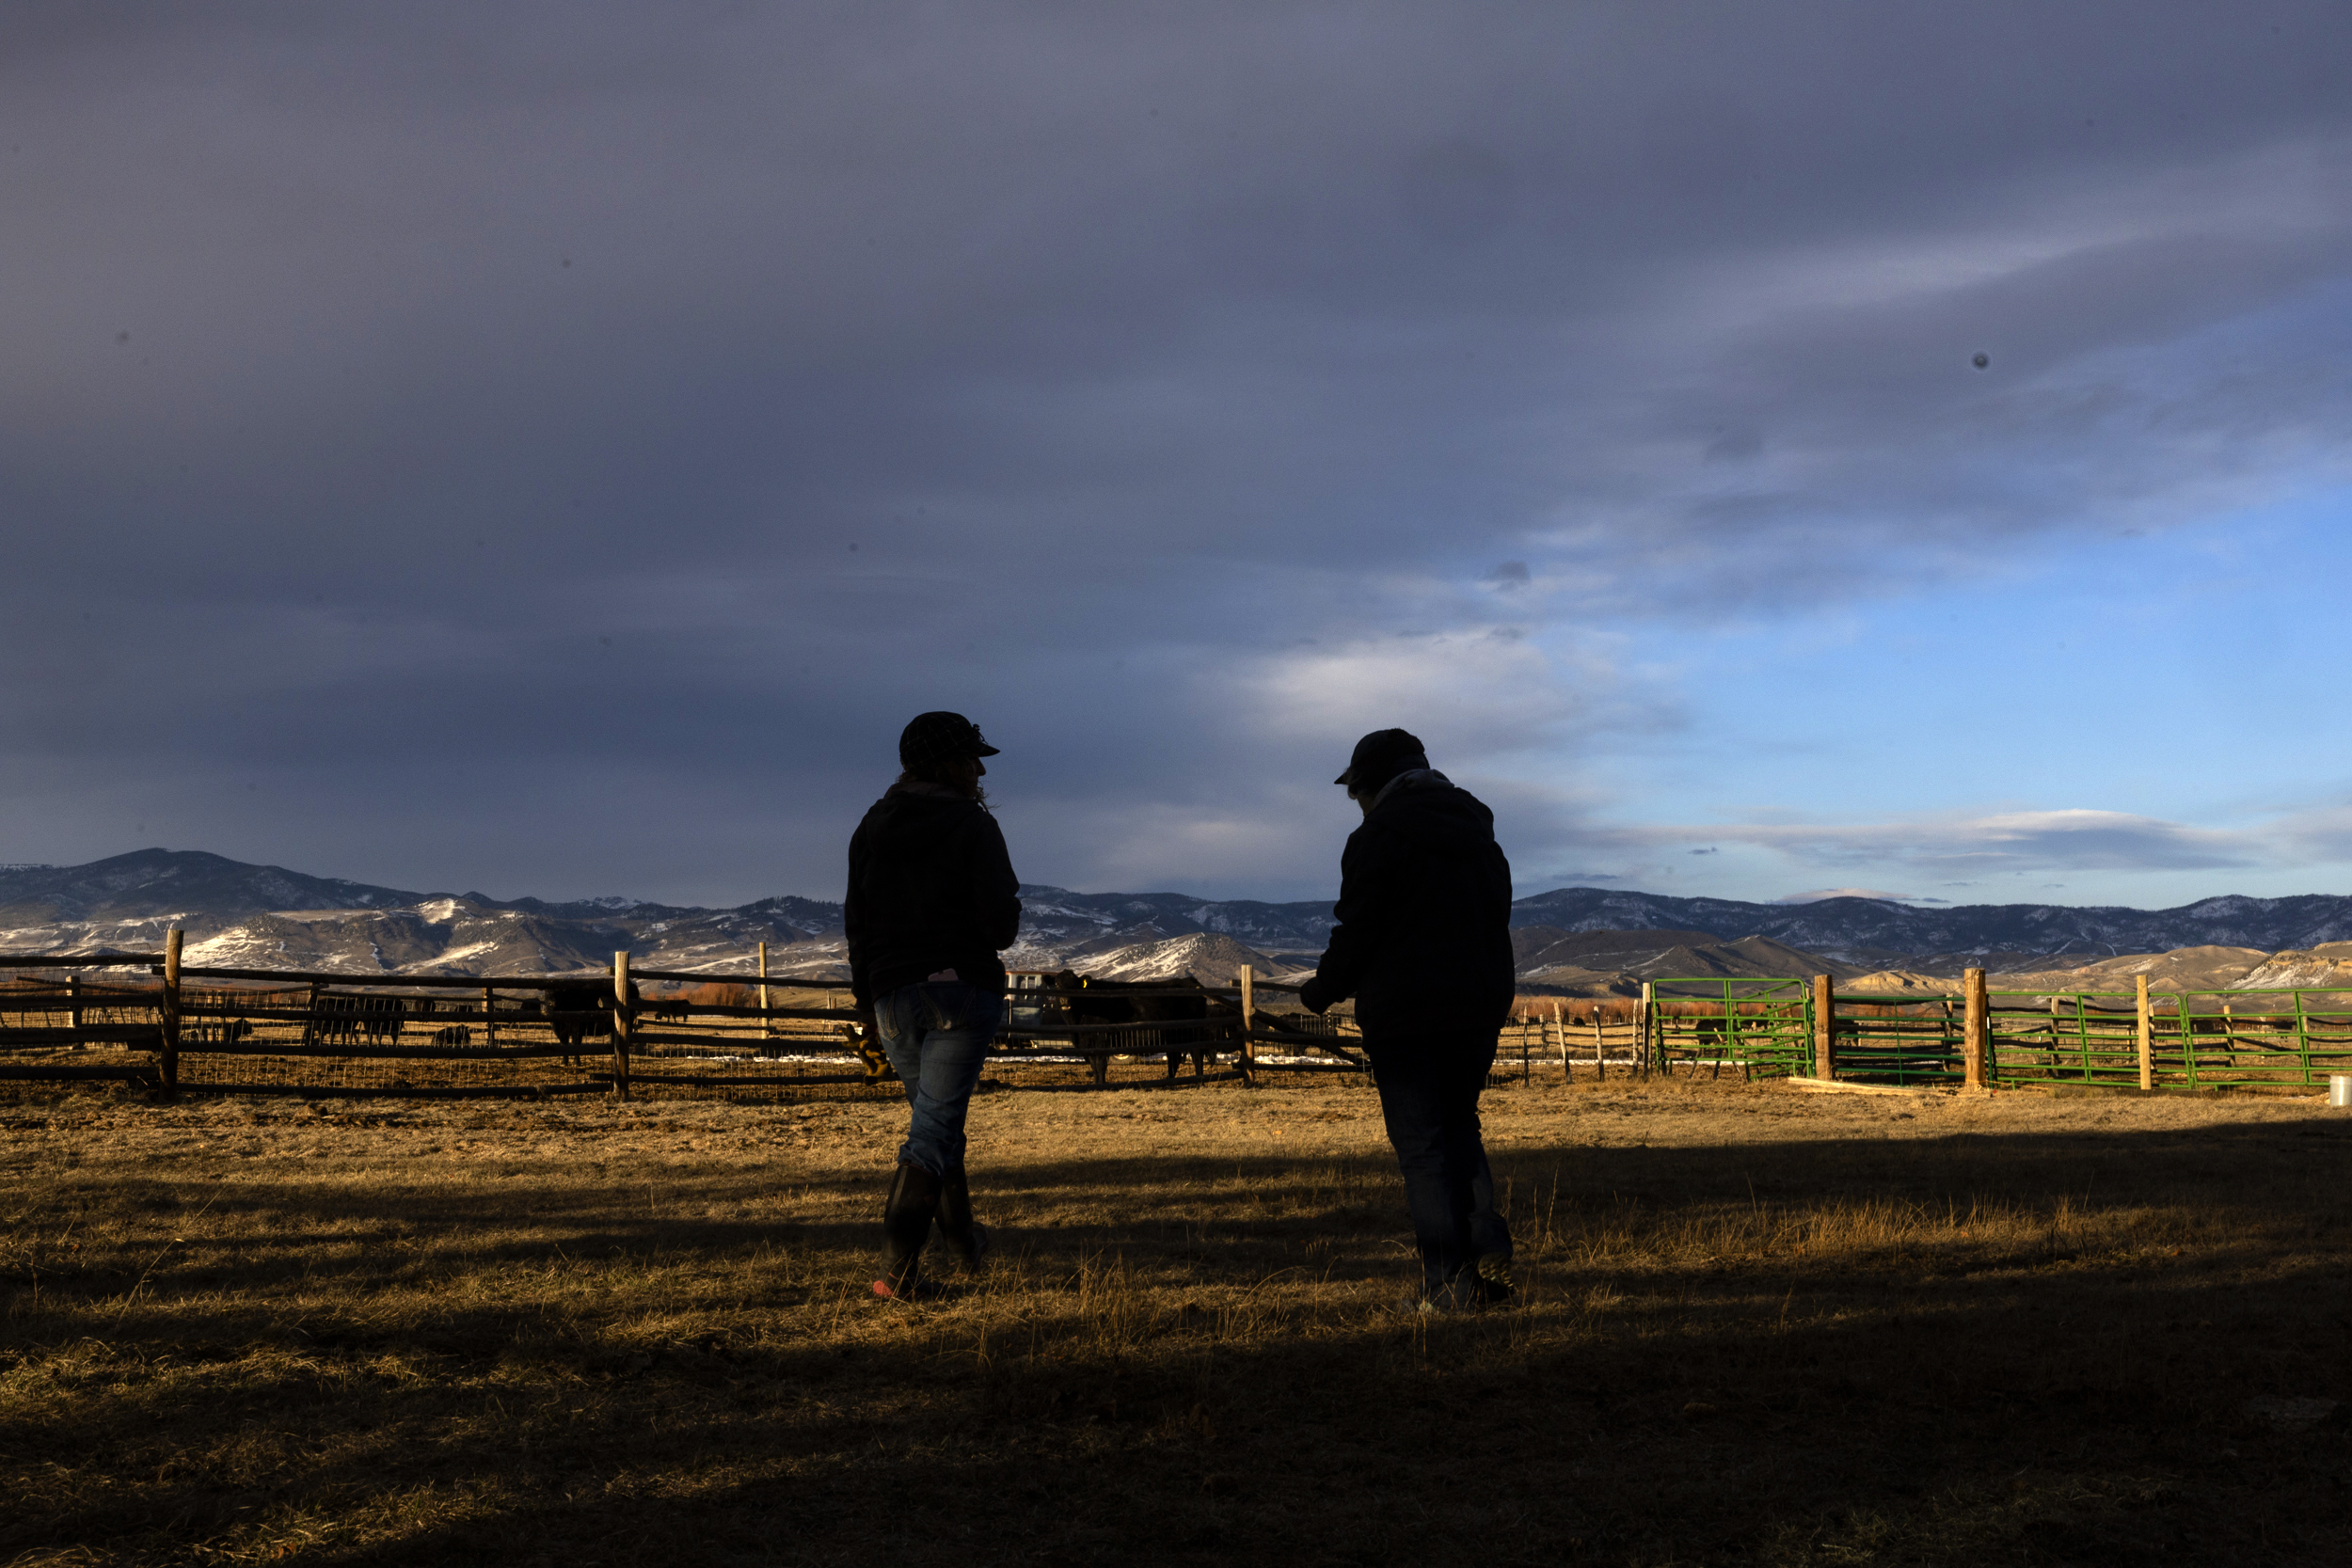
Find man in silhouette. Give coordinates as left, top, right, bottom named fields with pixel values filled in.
left=1298, top=728, right=1517, bottom=1309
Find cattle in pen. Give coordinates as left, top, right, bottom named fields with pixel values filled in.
left=310, top=992, right=406, bottom=1047
left=1037, top=971, right=1237, bottom=1084
left=536, top=980, right=642, bottom=1066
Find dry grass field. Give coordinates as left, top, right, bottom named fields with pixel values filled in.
left=3, top=1071, right=2349, bottom=1566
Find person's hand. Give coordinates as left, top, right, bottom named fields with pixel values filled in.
left=854, top=1000, right=880, bottom=1040
left=1297, top=976, right=1335, bottom=1015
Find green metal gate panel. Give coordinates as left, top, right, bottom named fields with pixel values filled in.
left=1988, top=985, right=2352, bottom=1089
left=1648, top=977, right=1812, bottom=1078
left=1830, top=990, right=1966, bottom=1085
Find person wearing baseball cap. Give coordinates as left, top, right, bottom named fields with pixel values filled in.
left=845, top=711, right=1020, bottom=1299
left=1298, top=728, right=1518, bottom=1310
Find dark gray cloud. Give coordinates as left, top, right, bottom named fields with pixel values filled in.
left=5, top=3, right=2350, bottom=902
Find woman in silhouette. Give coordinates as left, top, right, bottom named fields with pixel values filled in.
left=844, top=711, right=1022, bottom=1298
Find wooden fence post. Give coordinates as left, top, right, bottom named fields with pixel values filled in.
left=612, top=950, right=632, bottom=1101
left=1639, top=982, right=1654, bottom=1077
left=2137, top=974, right=2153, bottom=1092
left=1963, top=968, right=1988, bottom=1088
left=482, top=985, right=496, bottom=1049
left=1812, top=974, right=1835, bottom=1081
left=68, top=974, right=83, bottom=1046
left=1238, top=965, right=1255, bottom=1082
left=758, top=940, right=771, bottom=1037
left=160, top=928, right=183, bottom=1099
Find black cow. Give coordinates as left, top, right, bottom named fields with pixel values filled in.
left=359, top=994, right=405, bottom=1044
left=538, top=980, right=641, bottom=1066
left=310, top=992, right=404, bottom=1047
left=1040, top=971, right=1235, bottom=1084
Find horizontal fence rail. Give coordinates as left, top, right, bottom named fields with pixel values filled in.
left=8, top=942, right=2348, bottom=1100
left=0, top=937, right=1347, bottom=1100
left=1986, top=985, right=2352, bottom=1091
left=1648, top=977, right=1816, bottom=1081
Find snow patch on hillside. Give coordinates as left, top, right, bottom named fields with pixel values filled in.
left=1073, top=932, right=1309, bottom=986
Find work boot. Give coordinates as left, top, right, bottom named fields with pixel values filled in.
left=872, top=1162, right=942, bottom=1300
left=934, top=1168, right=992, bottom=1273
left=1473, top=1252, right=1517, bottom=1305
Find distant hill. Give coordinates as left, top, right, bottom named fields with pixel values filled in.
left=1059, top=933, right=1309, bottom=986
left=1510, top=927, right=1856, bottom=980
left=0, top=849, right=429, bottom=931
left=1502, top=927, right=1855, bottom=996
left=1910, top=941, right=2352, bottom=996
left=1505, top=887, right=2352, bottom=965
left=1012, top=886, right=1334, bottom=955
left=11, top=849, right=2352, bottom=985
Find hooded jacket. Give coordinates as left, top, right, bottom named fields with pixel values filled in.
left=1302, top=770, right=1514, bottom=1038
left=845, top=784, right=1023, bottom=1005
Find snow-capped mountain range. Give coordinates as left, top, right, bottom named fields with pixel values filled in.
left=8, top=848, right=2352, bottom=984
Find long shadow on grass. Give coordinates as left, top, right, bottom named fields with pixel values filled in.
left=5, top=1117, right=2350, bottom=1564
left=19, top=1246, right=2343, bottom=1566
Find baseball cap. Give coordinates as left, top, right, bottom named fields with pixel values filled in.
left=1335, top=727, right=1427, bottom=789
left=899, top=711, right=1000, bottom=770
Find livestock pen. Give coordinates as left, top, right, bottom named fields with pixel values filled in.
left=0, top=935, right=1375, bottom=1101
left=6, top=939, right=2347, bottom=1100
left=1654, top=971, right=2352, bottom=1092
left=0, top=941, right=882, bottom=1101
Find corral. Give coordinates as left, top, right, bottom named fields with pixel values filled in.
left=2, top=1072, right=2347, bottom=1565
left=8, top=936, right=2352, bottom=1101
left=0, top=939, right=1359, bottom=1099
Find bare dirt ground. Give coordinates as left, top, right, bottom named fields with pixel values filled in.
left=3, top=1072, right=2349, bottom=1566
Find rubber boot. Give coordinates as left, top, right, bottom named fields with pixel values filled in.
left=935, top=1168, right=992, bottom=1273
left=872, top=1162, right=942, bottom=1299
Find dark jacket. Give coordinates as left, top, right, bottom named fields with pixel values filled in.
left=845, top=784, right=1023, bottom=1005
left=1302, top=770, right=1514, bottom=1038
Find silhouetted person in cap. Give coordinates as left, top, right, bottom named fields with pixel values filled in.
left=846, top=711, right=1022, bottom=1299
left=1298, top=728, right=1517, bottom=1309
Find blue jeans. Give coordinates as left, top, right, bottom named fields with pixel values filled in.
left=1364, top=1028, right=1513, bottom=1291
left=874, top=981, right=1004, bottom=1178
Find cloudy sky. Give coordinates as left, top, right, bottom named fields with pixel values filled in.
left=6, top=2, right=2352, bottom=910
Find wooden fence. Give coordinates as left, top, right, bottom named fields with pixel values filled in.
left=9, top=940, right=2342, bottom=1100
left=0, top=935, right=1375, bottom=1100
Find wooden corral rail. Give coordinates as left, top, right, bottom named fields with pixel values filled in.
left=1, top=938, right=878, bottom=1101
left=14, top=942, right=2347, bottom=1100
left=0, top=942, right=1346, bottom=1100
left=0, top=958, right=171, bottom=1086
